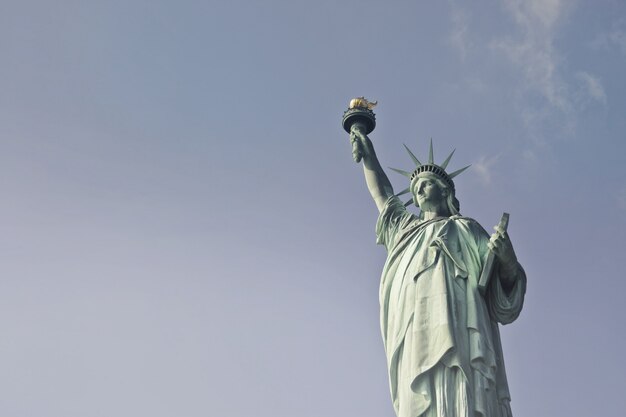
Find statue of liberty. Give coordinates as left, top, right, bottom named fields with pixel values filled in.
left=343, top=99, right=526, bottom=417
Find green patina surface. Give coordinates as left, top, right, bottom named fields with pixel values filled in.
left=345, top=102, right=526, bottom=417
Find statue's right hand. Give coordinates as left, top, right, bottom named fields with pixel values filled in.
left=349, top=125, right=370, bottom=163
left=350, top=131, right=362, bottom=163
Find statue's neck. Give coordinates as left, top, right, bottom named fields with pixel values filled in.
left=421, top=207, right=451, bottom=221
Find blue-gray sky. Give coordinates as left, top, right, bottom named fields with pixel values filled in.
left=1, top=1, right=625, bottom=416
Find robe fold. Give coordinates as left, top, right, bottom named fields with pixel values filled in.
left=376, top=196, right=526, bottom=417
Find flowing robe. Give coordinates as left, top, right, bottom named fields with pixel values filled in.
left=376, top=196, right=526, bottom=417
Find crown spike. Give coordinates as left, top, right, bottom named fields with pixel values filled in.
left=440, top=149, right=456, bottom=170
left=403, top=144, right=422, bottom=166
left=389, top=167, right=412, bottom=178
left=404, top=199, right=414, bottom=207
left=395, top=187, right=411, bottom=197
left=428, top=138, right=434, bottom=164
left=448, top=165, right=471, bottom=179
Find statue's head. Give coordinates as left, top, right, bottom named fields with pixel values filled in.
left=411, top=173, right=460, bottom=219
left=390, top=140, right=468, bottom=219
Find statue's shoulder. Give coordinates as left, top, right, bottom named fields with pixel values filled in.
left=448, top=216, right=489, bottom=237
left=449, top=215, right=478, bottom=224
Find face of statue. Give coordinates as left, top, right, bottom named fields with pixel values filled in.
left=414, top=177, right=448, bottom=212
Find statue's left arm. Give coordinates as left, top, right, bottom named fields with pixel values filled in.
left=486, top=226, right=526, bottom=324
left=488, top=225, right=522, bottom=293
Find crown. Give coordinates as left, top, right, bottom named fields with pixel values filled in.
left=389, top=139, right=470, bottom=206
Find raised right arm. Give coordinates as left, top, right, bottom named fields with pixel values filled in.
left=350, top=124, right=395, bottom=213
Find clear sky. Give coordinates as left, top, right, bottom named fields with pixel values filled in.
left=1, top=1, right=625, bottom=416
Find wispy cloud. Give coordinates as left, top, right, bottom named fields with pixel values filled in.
left=490, top=0, right=572, bottom=112
left=485, top=0, right=608, bottom=136
left=446, top=0, right=608, bottom=146
left=473, top=154, right=500, bottom=185
left=448, top=7, right=472, bottom=61
left=589, top=18, right=626, bottom=56
left=575, top=71, right=607, bottom=105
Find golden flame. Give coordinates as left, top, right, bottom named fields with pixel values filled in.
left=349, top=97, right=377, bottom=110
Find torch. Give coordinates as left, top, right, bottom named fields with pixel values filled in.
left=342, top=97, right=377, bottom=163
